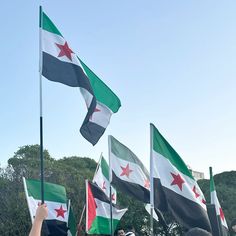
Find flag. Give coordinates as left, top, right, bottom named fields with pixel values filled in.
left=67, top=201, right=77, bottom=236
left=145, top=204, right=159, bottom=222
left=40, top=8, right=121, bottom=145
left=109, top=135, right=150, bottom=203
left=150, top=124, right=211, bottom=231
left=93, top=155, right=117, bottom=203
left=86, top=180, right=127, bottom=235
left=210, top=167, right=228, bottom=235
left=23, top=178, right=68, bottom=235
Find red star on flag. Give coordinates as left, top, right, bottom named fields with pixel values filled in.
left=102, top=181, right=106, bottom=190
left=144, top=179, right=150, bottom=189
left=111, top=193, right=116, bottom=201
left=219, top=207, right=225, bottom=221
left=170, top=172, right=185, bottom=191
left=120, top=164, right=133, bottom=178
left=55, top=41, right=74, bottom=61
left=89, top=107, right=101, bottom=120
left=54, top=205, right=67, bottom=219
left=201, top=198, right=206, bottom=204
left=192, top=185, right=200, bottom=198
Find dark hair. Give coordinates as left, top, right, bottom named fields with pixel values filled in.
left=126, top=225, right=135, bottom=231
left=115, top=228, right=125, bottom=236
left=185, top=228, right=212, bottom=236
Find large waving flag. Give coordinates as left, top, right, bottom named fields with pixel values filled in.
left=40, top=9, right=121, bottom=145
left=86, top=180, right=127, bottom=235
left=210, top=167, right=228, bottom=235
left=23, top=178, right=69, bottom=235
left=109, top=135, right=150, bottom=203
left=150, top=124, right=211, bottom=231
left=93, top=155, right=117, bottom=203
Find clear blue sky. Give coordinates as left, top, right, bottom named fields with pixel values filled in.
left=1, top=1, right=235, bottom=177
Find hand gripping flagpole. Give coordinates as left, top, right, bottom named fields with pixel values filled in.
left=39, top=6, right=44, bottom=203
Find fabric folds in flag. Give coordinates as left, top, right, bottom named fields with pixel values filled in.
left=109, top=135, right=150, bottom=203
left=150, top=124, right=211, bottom=232
left=86, top=180, right=127, bottom=235
left=210, top=167, right=228, bottom=236
left=40, top=9, right=121, bottom=145
left=93, top=155, right=117, bottom=203
left=23, top=178, right=69, bottom=236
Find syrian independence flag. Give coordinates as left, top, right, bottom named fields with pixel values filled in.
left=67, top=201, right=77, bottom=236
left=93, top=155, right=117, bottom=203
left=150, top=124, right=211, bottom=231
left=210, top=167, right=228, bottom=235
left=109, top=135, right=150, bottom=203
left=23, top=178, right=69, bottom=235
left=86, top=180, right=127, bottom=235
left=40, top=8, right=121, bottom=145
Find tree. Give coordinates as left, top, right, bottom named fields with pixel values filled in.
left=1, top=144, right=236, bottom=236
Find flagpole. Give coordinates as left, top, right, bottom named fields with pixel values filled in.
left=150, top=124, right=154, bottom=236
left=92, top=152, right=103, bottom=180
left=67, top=199, right=71, bottom=228
left=77, top=153, right=103, bottom=235
left=77, top=205, right=86, bottom=233
left=23, top=177, right=34, bottom=224
left=108, top=135, right=113, bottom=236
left=39, top=5, right=44, bottom=203
left=85, top=180, right=89, bottom=233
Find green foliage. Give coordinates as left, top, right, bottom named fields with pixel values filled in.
left=198, top=171, right=236, bottom=227
left=1, top=144, right=236, bottom=235
left=0, top=144, right=96, bottom=235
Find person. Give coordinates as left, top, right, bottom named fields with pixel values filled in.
left=29, top=203, right=48, bottom=236
left=115, top=227, right=125, bottom=236
left=185, top=227, right=212, bottom=236
left=125, top=225, right=136, bottom=236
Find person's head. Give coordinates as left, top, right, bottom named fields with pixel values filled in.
left=116, top=228, right=125, bottom=236
left=185, top=228, right=212, bottom=236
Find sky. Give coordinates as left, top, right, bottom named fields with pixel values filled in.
left=0, top=0, right=235, bottom=178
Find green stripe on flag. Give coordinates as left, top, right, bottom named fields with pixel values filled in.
left=42, top=12, right=63, bottom=36
left=209, top=167, right=215, bottom=192
left=101, top=157, right=109, bottom=180
left=79, top=58, right=121, bottom=113
left=26, top=179, right=67, bottom=203
left=151, top=124, right=193, bottom=179
left=110, top=136, right=148, bottom=176
left=88, top=216, right=120, bottom=235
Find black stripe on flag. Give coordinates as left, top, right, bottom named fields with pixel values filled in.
left=154, top=178, right=212, bottom=232
left=42, top=52, right=94, bottom=91
left=112, top=172, right=150, bottom=203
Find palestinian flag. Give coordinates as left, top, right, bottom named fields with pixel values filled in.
left=210, top=167, right=228, bottom=236
left=109, top=135, right=150, bottom=203
left=86, top=180, right=127, bottom=235
left=150, top=124, right=211, bottom=231
left=93, top=155, right=117, bottom=203
left=40, top=7, right=121, bottom=145
left=23, top=178, right=68, bottom=235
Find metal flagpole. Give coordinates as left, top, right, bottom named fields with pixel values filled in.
left=39, top=5, right=44, bottom=203
left=150, top=124, right=169, bottom=235
left=108, top=135, right=113, bottom=236
left=92, top=152, right=103, bottom=181
left=150, top=124, right=154, bottom=236
left=77, top=153, right=103, bottom=235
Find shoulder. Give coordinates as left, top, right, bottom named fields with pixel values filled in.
left=125, top=232, right=135, bottom=236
